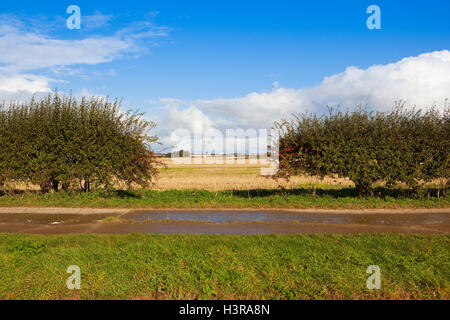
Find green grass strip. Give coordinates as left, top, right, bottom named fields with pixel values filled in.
left=0, top=188, right=448, bottom=209
left=0, top=233, right=448, bottom=299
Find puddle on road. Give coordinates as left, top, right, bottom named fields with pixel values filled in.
left=0, top=213, right=115, bottom=225
left=0, top=210, right=448, bottom=234
left=122, top=210, right=449, bottom=227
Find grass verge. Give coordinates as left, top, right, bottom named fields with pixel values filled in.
left=0, top=233, right=448, bottom=300
left=0, top=187, right=449, bottom=209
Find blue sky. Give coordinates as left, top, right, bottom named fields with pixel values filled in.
left=0, top=1, right=449, bottom=150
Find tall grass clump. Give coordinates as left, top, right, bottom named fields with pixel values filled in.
left=0, top=93, right=161, bottom=192
left=277, top=103, right=449, bottom=196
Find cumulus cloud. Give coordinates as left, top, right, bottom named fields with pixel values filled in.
left=160, top=50, right=450, bottom=137
left=307, top=50, right=450, bottom=111
left=0, top=90, right=49, bottom=103
left=0, top=74, right=51, bottom=93
left=152, top=101, right=218, bottom=151
left=0, top=74, right=53, bottom=102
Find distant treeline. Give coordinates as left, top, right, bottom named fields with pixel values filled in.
left=277, top=104, right=449, bottom=196
left=0, top=93, right=160, bottom=192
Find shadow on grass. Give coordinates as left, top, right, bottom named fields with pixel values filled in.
left=0, top=186, right=446, bottom=200
left=230, top=186, right=445, bottom=199
left=113, top=190, right=142, bottom=199
left=0, top=189, right=28, bottom=197
left=0, top=188, right=142, bottom=199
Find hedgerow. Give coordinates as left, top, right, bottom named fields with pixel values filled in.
left=0, top=93, right=161, bottom=192
left=277, top=103, right=449, bottom=196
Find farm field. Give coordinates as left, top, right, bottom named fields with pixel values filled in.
left=1, top=160, right=447, bottom=300
left=154, top=158, right=353, bottom=191
left=1, top=159, right=448, bottom=209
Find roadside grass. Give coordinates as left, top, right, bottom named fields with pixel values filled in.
left=0, top=233, right=448, bottom=300
left=0, top=187, right=448, bottom=209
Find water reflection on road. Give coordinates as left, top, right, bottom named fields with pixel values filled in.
left=0, top=209, right=448, bottom=234
left=123, top=210, right=448, bottom=226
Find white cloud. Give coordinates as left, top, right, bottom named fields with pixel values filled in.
left=0, top=14, right=169, bottom=101
left=160, top=50, right=450, bottom=137
left=83, top=13, right=114, bottom=31
left=77, top=89, right=108, bottom=100
left=166, top=105, right=216, bottom=132
left=307, top=50, right=450, bottom=111
left=0, top=74, right=52, bottom=102
left=0, top=90, right=49, bottom=103
left=154, top=103, right=217, bottom=151
left=0, top=24, right=130, bottom=73
left=154, top=50, right=450, bottom=152
left=0, top=74, right=51, bottom=93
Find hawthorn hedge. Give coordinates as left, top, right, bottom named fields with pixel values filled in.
left=277, top=105, right=449, bottom=196
left=0, top=93, right=160, bottom=192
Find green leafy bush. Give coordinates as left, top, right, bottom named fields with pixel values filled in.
left=277, top=104, right=449, bottom=196
left=0, top=93, right=161, bottom=192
